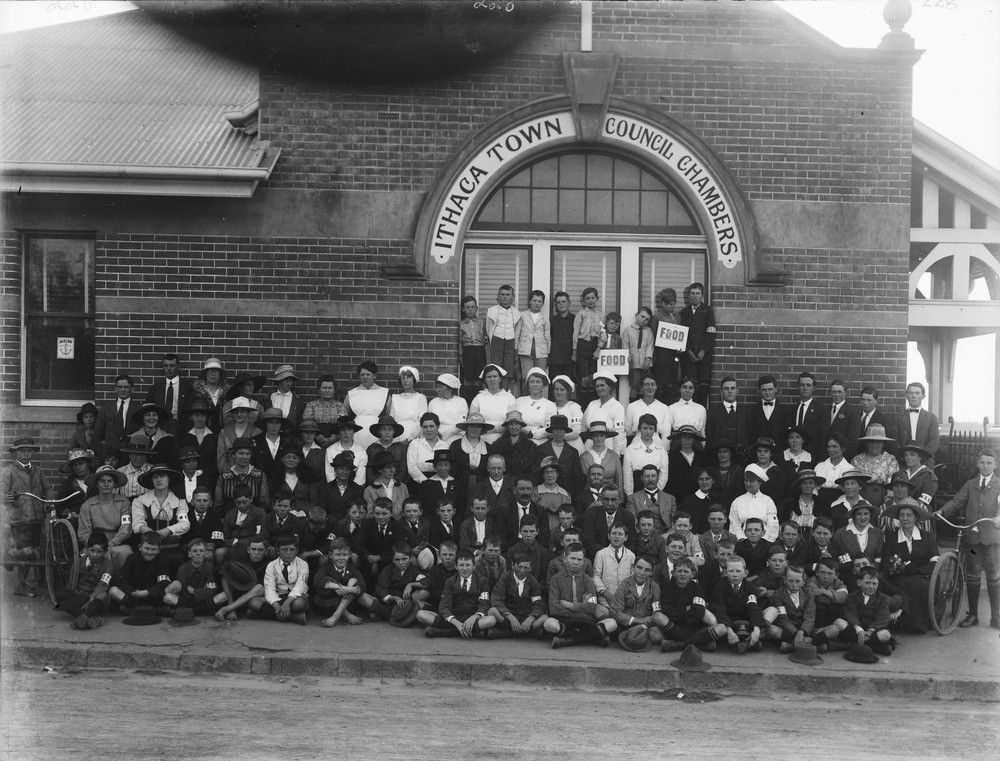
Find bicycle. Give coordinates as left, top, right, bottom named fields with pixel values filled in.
left=4, top=492, right=80, bottom=605
left=928, top=515, right=995, bottom=635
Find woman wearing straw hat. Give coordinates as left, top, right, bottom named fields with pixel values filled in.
left=56, top=448, right=102, bottom=518
left=215, top=437, right=270, bottom=513
left=851, top=424, right=900, bottom=507
left=78, top=465, right=132, bottom=570
left=428, top=373, right=468, bottom=445
left=882, top=498, right=938, bottom=633
left=132, top=464, right=189, bottom=566
left=221, top=371, right=267, bottom=427
left=898, top=441, right=938, bottom=518
left=389, top=365, right=428, bottom=444
left=191, top=357, right=229, bottom=429
left=515, top=367, right=557, bottom=445
left=216, top=396, right=264, bottom=475
left=253, top=407, right=294, bottom=476
left=449, top=412, right=492, bottom=507
left=828, top=469, right=870, bottom=532
left=175, top=398, right=219, bottom=480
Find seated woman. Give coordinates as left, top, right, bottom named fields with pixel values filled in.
left=814, top=432, right=853, bottom=508
left=778, top=468, right=828, bottom=541
left=57, top=448, right=101, bottom=518
left=582, top=372, right=626, bottom=457
left=851, top=424, right=899, bottom=507
left=748, top=437, right=785, bottom=505
left=881, top=498, right=937, bottom=634
left=469, top=364, right=516, bottom=446
left=428, top=373, right=467, bottom=445
left=708, top=439, right=742, bottom=511
left=343, top=361, right=391, bottom=450
left=303, top=374, right=346, bottom=447
left=830, top=501, right=885, bottom=588
left=190, top=357, right=229, bottom=430
left=270, top=441, right=321, bottom=510
left=389, top=365, right=428, bottom=444
left=406, top=412, right=446, bottom=485
left=780, top=425, right=812, bottom=484
left=221, top=371, right=267, bottom=428
left=131, top=402, right=175, bottom=467
left=828, top=469, right=870, bottom=531
left=449, top=412, right=492, bottom=511
left=514, top=367, right=556, bottom=445
left=551, top=375, right=584, bottom=453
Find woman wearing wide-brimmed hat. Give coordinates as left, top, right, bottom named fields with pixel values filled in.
left=851, top=424, right=900, bottom=507
left=175, top=397, right=219, bottom=480
left=216, top=396, right=264, bottom=476
left=56, top=448, right=102, bottom=517
left=898, top=440, right=938, bottom=519
left=191, top=357, right=229, bottom=429
left=132, top=464, right=189, bottom=560
left=78, top=465, right=132, bottom=570
left=253, top=407, right=295, bottom=476
left=69, top=402, right=105, bottom=462
left=449, top=412, right=493, bottom=505
left=222, top=371, right=267, bottom=426
left=215, top=437, right=270, bottom=512
left=130, top=401, right=176, bottom=467
left=881, top=498, right=937, bottom=633
left=828, top=469, right=870, bottom=532
left=665, top=425, right=708, bottom=505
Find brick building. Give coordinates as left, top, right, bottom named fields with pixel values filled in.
left=1, top=2, right=924, bottom=471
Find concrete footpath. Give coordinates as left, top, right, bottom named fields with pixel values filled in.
left=2, top=592, right=997, bottom=701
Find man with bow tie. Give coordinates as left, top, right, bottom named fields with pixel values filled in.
left=890, top=382, right=940, bottom=465
left=749, top=374, right=788, bottom=444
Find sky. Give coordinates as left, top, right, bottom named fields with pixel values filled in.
left=1, top=0, right=996, bottom=422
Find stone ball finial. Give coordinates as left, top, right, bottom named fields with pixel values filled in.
left=879, top=0, right=914, bottom=49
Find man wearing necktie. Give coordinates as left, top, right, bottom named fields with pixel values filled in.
left=792, top=372, right=823, bottom=459
left=706, top=375, right=752, bottom=452
left=251, top=533, right=309, bottom=623
left=145, top=354, right=193, bottom=435
left=851, top=386, right=888, bottom=458
left=935, top=448, right=1000, bottom=630
left=624, top=465, right=676, bottom=535
left=580, top=485, right=635, bottom=559
left=96, top=374, right=142, bottom=461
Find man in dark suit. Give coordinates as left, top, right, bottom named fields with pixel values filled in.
left=891, top=382, right=940, bottom=464
left=468, top=454, right=516, bottom=515
left=853, top=385, right=889, bottom=458
left=493, top=476, right=549, bottom=552
left=144, top=353, right=194, bottom=435
left=818, top=379, right=861, bottom=450
left=574, top=463, right=607, bottom=516
left=94, top=373, right=141, bottom=462
left=579, top=484, right=635, bottom=559
left=705, top=375, right=752, bottom=456
left=623, top=464, right=677, bottom=535
left=788, top=371, right=824, bottom=459
left=748, top=374, right=788, bottom=445
left=679, top=282, right=716, bottom=407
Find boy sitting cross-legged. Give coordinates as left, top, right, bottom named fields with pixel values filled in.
left=658, top=556, right=726, bottom=653
left=416, top=549, right=496, bottom=638
left=486, top=552, right=548, bottom=639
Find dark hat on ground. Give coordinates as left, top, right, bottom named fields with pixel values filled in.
left=888, top=471, right=915, bottom=488
left=370, top=451, right=397, bottom=471
left=368, top=415, right=404, bottom=438
left=270, top=364, right=300, bottom=383
left=618, top=626, right=653, bottom=652
left=259, top=407, right=294, bottom=431
left=844, top=643, right=880, bottom=664
left=537, top=455, right=563, bottom=474
left=581, top=421, right=618, bottom=440
left=900, top=440, right=932, bottom=460
left=228, top=436, right=256, bottom=453
left=784, top=425, right=810, bottom=442
left=857, top=424, right=895, bottom=443
left=84, top=465, right=128, bottom=490
left=545, top=414, right=572, bottom=434
left=59, top=448, right=101, bottom=474
left=119, top=434, right=154, bottom=456
left=668, top=425, right=704, bottom=441
left=295, top=418, right=323, bottom=434
left=330, top=451, right=357, bottom=469
left=792, top=468, right=819, bottom=487
left=168, top=607, right=200, bottom=627
left=788, top=642, right=823, bottom=666
left=76, top=402, right=99, bottom=423
left=122, top=605, right=162, bottom=626
left=835, top=468, right=870, bottom=486
left=456, top=412, right=494, bottom=432
left=426, top=449, right=460, bottom=465
left=183, top=397, right=213, bottom=415
left=751, top=436, right=777, bottom=451
left=176, top=446, right=202, bottom=463
left=335, top=415, right=364, bottom=433
left=132, top=401, right=172, bottom=426
left=8, top=436, right=40, bottom=453
left=389, top=599, right=419, bottom=627
left=885, top=497, right=931, bottom=523
left=670, top=644, right=711, bottom=671
left=221, top=560, right=258, bottom=591
left=226, top=372, right=267, bottom=399
left=138, top=464, right=182, bottom=489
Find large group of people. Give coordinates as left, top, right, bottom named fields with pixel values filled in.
left=3, top=283, right=999, bottom=661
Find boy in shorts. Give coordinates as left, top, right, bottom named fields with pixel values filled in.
left=214, top=536, right=268, bottom=621
left=55, top=533, right=113, bottom=629
left=658, top=556, right=725, bottom=653
left=249, top=533, right=309, bottom=624
left=359, top=542, right=429, bottom=621
left=761, top=563, right=815, bottom=653
left=543, top=542, right=617, bottom=648
left=313, top=536, right=365, bottom=627
left=487, top=552, right=548, bottom=639
left=163, top=538, right=226, bottom=615
left=709, top=555, right=764, bottom=654
left=110, top=531, right=172, bottom=612
left=417, top=549, right=496, bottom=637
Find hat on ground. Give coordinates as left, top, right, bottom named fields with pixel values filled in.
left=537, top=455, right=563, bottom=475
left=270, top=364, right=300, bottom=383
left=76, top=402, right=99, bottom=423
left=857, top=424, right=895, bottom=443
left=792, top=468, right=819, bottom=487
left=330, top=451, right=357, bottom=470
left=259, top=407, right=293, bottom=431
left=226, top=373, right=267, bottom=399
left=122, top=605, right=162, bottom=626
left=389, top=600, right=420, bottom=628
left=221, top=561, right=258, bottom=591
left=295, top=418, right=323, bottom=435
left=176, top=446, right=202, bottom=463
left=435, top=373, right=461, bottom=390
left=788, top=642, right=823, bottom=666
left=888, top=471, right=915, bottom=489
left=8, top=437, right=40, bottom=453
left=900, top=440, right=932, bottom=460
left=199, top=357, right=226, bottom=380
left=368, top=415, right=404, bottom=438
left=138, top=464, right=182, bottom=490
left=416, top=546, right=437, bottom=571
left=479, top=364, right=508, bottom=379
left=743, top=463, right=770, bottom=483
left=183, top=398, right=213, bottom=416
left=398, top=365, right=420, bottom=384
left=131, top=401, right=171, bottom=426
left=784, top=425, right=810, bottom=442
left=59, top=448, right=101, bottom=474
left=501, top=410, right=526, bottom=428
left=426, top=449, right=460, bottom=465
left=844, top=643, right=880, bottom=664
left=524, top=367, right=550, bottom=385
left=618, top=626, right=653, bottom=652
left=545, top=415, right=572, bottom=434
left=84, top=465, right=128, bottom=490
left=334, top=415, right=364, bottom=433
left=885, top=497, right=931, bottom=523
left=119, top=434, right=154, bottom=456
left=369, top=451, right=397, bottom=471
left=168, top=607, right=200, bottom=627
left=581, top=421, right=618, bottom=440
left=835, top=469, right=870, bottom=486
left=668, top=425, right=705, bottom=441
left=751, top=436, right=777, bottom=451
left=228, top=436, right=256, bottom=453
left=550, top=375, right=576, bottom=392
left=456, top=412, right=494, bottom=433
left=670, top=644, right=711, bottom=671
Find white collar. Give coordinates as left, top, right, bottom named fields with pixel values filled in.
left=897, top=526, right=923, bottom=542
left=847, top=522, right=871, bottom=536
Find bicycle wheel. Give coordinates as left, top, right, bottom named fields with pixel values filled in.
left=45, top=519, right=80, bottom=606
left=929, top=551, right=964, bottom=635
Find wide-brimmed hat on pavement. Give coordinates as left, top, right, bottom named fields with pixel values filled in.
left=168, top=607, right=200, bottom=627
left=389, top=600, right=420, bottom=628
left=85, top=465, right=128, bottom=490
left=670, top=644, right=711, bottom=671
left=788, top=643, right=823, bottom=666
left=122, top=605, right=162, bottom=626
left=618, top=626, right=653, bottom=652
left=221, top=561, right=258, bottom=591
left=369, top=415, right=404, bottom=438
left=59, top=448, right=101, bottom=474
left=844, top=643, right=880, bottom=664
left=131, top=402, right=171, bottom=426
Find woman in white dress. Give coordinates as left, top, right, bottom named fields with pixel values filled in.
left=514, top=367, right=556, bottom=445
left=551, top=375, right=584, bottom=453
left=343, top=360, right=390, bottom=450
left=389, top=365, right=428, bottom=443
left=582, top=371, right=626, bottom=456
left=428, top=373, right=468, bottom=445
left=469, top=364, right=515, bottom=446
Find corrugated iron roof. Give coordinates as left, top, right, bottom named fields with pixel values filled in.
left=0, top=9, right=266, bottom=171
